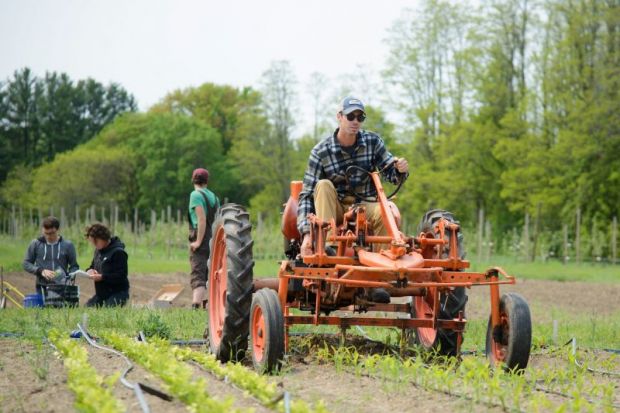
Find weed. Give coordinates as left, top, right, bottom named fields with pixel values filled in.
left=137, top=311, right=172, bottom=339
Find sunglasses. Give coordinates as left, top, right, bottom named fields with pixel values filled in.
left=344, top=112, right=366, bottom=122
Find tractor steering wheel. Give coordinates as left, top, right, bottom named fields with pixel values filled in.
left=344, top=164, right=404, bottom=202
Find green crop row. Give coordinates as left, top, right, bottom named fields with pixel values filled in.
left=168, top=342, right=329, bottom=413
left=314, top=343, right=617, bottom=413
left=102, top=331, right=244, bottom=413
left=48, top=329, right=124, bottom=413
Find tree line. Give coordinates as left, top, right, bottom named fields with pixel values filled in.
left=0, top=67, right=137, bottom=182
left=0, top=0, right=618, bottom=259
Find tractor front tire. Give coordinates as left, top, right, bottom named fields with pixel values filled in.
left=250, top=288, right=285, bottom=373
left=485, top=292, right=532, bottom=372
left=207, top=204, right=254, bottom=362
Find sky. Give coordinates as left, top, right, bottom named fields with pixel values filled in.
left=1, top=0, right=417, bottom=134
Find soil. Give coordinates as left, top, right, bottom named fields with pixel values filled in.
left=277, top=362, right=500, bottom=413
left=0, top=339, right=74, bottom=413
left=466, top=277, right=620, bottom=321
left=1, top=271, right=619, bottom=412
left=85, top=344, right=187, bottom=413
left=0, top=271, right=195, bottom=309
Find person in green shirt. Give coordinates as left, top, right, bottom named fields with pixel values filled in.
left=188, top=168, right=220, bottom=309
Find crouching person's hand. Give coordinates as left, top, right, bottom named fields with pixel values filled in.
left=87, top=269, right=103, bottom=282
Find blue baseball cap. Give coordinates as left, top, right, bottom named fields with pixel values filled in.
left=340, top=96, right=365, bottom=115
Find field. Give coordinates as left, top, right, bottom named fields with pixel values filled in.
left=1, top=233, right=620, bottom=412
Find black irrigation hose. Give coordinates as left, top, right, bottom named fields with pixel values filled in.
left=502, top=338, right=620, bottom=410
left=564, top=337, right=620, bottom=377
left=76, top=323, right=153, bottom=413
left=0, top=332, right=23, bottom=338
left=533, top=383, right=620, bottom=409
left=169, top=339, right=209, bottom=346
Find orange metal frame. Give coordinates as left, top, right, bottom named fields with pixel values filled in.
left=277, top=174, right=514, bottom=354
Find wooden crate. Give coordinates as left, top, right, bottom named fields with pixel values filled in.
left=150, top=284, right=184, bottom=308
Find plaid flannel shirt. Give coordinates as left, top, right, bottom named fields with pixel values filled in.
left=297, top=129, right=409, bottom=235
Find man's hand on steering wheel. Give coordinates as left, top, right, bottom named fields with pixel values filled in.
left=394, top=157, right=409, bottom=174
left=345, top=160, right=406, bottom=201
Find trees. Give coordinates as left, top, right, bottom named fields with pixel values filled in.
left=230, top=60, right=298, bottom=216
left=150, top=83, right=267, bottom=205
left=306, top=72, right=331, bottom=141
left=384, top=1, right=477, bottom=136
left=259, top=60, right=298, bottom=203
left=31, top=147, right=136, bottom=213
left=0, top=68, right=43, bottom=178
left=88, top=112, right=228, bottom=213
left=4, top=111, right=228, bottom=216
left=382, top=0, right=618, bottom=256
left=150, top=83, right=263, bottom=155
left=383, top=0, right=498, bottom=227
left=0, top=68, right=136, bottom=184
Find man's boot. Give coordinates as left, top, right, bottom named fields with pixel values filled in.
left=368, top=288, right=391, bottom=304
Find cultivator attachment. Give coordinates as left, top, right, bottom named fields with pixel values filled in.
left=205, top=171, right=532, bottom=374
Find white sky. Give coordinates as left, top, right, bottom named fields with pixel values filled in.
left=1, top=0, right=416, bottom=134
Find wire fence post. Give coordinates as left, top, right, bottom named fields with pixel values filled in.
left=523, top=213, right=530, bottom=262
left=612, top=216, right=617, bottom=265
left=576, top=207, right=581, bottom=264
left=563, top=224, right=569, bottom=264
left=477, top=208, right=484, bottom=263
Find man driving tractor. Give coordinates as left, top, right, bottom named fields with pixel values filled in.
left=297, top=96, right=409, bottom=302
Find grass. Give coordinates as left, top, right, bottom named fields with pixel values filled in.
left=1, top=301, right=617, bottom=354
left=0, top=307, right=207, bottom=340
left=0, top=231, right=283, bottom=276
left=471, top=256, right=620, bottom=283
left=4, top=228, right=619, bottom=282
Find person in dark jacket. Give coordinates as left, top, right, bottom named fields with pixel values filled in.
left=23, top=216, right=79, bottom=295
left=84, top=223, right=130, bottom=307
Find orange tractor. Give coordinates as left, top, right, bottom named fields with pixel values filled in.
left=206, top=167, right=532, bottom=373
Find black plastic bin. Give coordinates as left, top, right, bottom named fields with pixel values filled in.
left=43, top=284, right=79, bottom=308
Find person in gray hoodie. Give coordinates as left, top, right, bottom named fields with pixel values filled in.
left=23, top=216, right=79, bottom=294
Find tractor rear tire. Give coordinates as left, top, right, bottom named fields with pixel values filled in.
left=417, top=209, right=465, bottom=260
left=485, top=292, right=532, bottom=372
left=250, top=288, right=285, bottom=373
left=414, top=209, right=468, bottom=357
left=207, top=204, right=254, bottom=362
